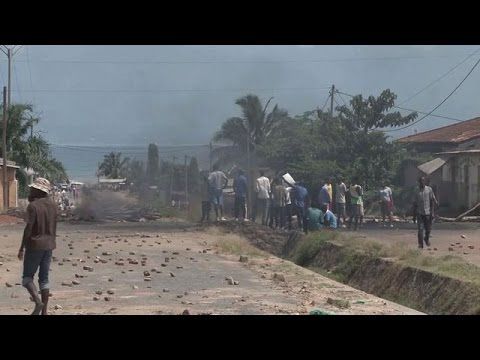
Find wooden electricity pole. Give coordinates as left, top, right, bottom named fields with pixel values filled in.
left=330, top=84, right=335, bottom=119
left=184, top=155, right=188, bottom=212
left=2, top=87, right=8, bottom=210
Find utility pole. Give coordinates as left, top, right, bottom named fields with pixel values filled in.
left=170, top=155, right=176, bottom=203
left=184, top=155, right=188, bottom=213
left=209, top=142, right=212, bottom=172
left=2, top=87, right=8, bottom=210
left=330, top=84, right=335, bottom=119
left=246, top=119, right=251, bottom=220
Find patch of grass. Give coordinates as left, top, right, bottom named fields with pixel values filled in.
left=213, top=233, right=265, bottom=258
left=293, top=230, right=480, bottom=286
left=290, top=231, right=340, bottom=266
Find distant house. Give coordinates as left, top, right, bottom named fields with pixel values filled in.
left=397, top=117, right=480, bottom=153
left=0, top=158, right=19, bottom=210
left=398, top=118, right=480, bottom=215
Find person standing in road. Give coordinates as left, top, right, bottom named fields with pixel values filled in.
left=318, top=180, right=331, bottom=211
left=233, top=169, right=248, bottom=221
left=293, top=181, right=309, bottom=233
left=270, top=177, right=287, bottom=229
left=253, top=170, right=271, bottom=225
left=348, top=180, right=364, bottom=231
left=413, top=176, right=438, bottom=249
left=379, top=183, right=394, bottom=228
left=335, top=178, right=347, bottom=227
left=18, top=178, right=57, bottom=315
left=208, top=164, right=228, bottom=221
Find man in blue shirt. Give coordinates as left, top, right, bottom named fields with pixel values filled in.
left=318, top=180, right=331, bottom=210
left=320, top=203, right=337, bottom=229
left=293, top=181, right=308, bottom=233
left=233, top=169, right=248, bottom=221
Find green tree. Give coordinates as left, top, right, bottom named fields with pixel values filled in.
left=0, top=103, right=68, bottom=193
left=97, top=152, right=130, bottom=179
left=336, top=89, right=417, bottom=133
left=212, top=94, right=290, bottom=168
left=146, top=143, right=159, bottom=185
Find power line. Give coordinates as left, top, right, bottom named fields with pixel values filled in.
left=0, top=53, right=473, bottom=65
left=320, top=95, right=330, bottom=111
left=9, top=87, right=331, bottom=95
left=382, top=57, right=480, bottom=132
left=397, top=47, right=480, bottom=106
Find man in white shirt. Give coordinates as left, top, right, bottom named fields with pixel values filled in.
left=379, top=183, right=394, bottom=228
left=253, top=170, right=271, bottom=225
left=208, top=165, right=228, bottom=221
left=335, top=178, right=347, bottom=227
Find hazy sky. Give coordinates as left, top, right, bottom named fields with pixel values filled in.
left=2, top=45, right=479, bottom=146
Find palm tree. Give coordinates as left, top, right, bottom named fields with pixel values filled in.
left=212, top=94, right=289, bottom=168
left=97, top=152, right=130, bottom=179
left=1, top=103, right=68, bottom=191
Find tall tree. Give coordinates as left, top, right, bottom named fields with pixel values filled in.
left=0, top=103, right=68, bottom=192
left=146, top=143, right=160, bottom=185
left=212, top=94, right=290, bottom=168
left=336, top=89, right=417, bottom=133
left=97, top=152, right=130, bottom=179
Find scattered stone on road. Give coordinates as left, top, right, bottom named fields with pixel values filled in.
left=163, top=288, right=169, bottom=293
left=72, top=280, right=81, bottom=285
left=83, top=266, right=94, bottom=271
left=226, top=276, right=234, bottom=285
left=461, top=235, right=466, bottom=239
left=5, top=282, right=12, bottom=288
left=169, top=272, right=175, bottom=277
left=182, top=309, right=190, bottom=315
left=273, top=273, right=286, bottom=282
left=107, top=289, right=115, bottom=295
left=239, top=255, right=249, bottom=263
left=61, top=281, right=73, bottom=287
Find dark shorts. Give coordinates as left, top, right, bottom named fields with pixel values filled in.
left=381, top=201, right=393, bottom=216
left=336, top=203, right=346, bottom=217
left=22, top=249, right=53, bottom=290
left=351, top=204, right=364, bottom=217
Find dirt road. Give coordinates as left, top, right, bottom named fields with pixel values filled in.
left=356, top=222, right=480, bottom=265
left=0, top=221, right=421, bottom=315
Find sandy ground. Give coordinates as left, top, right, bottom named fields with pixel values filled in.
left=354, top=222, right=480, bottom=265
left=0, top=221, right=421, bottom=315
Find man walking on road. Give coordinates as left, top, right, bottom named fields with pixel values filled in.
left=208, top=165, right=228, bottom=221
left=413, top=176, right=438, bottom=249
left=18, top=178, right=57, bottom=315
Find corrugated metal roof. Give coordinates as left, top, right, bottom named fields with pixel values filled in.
left=0, top=158, right=19, bottom=168
left=436, top=149, right=480, bottom=155
left=397, top=117, right=480, bottom=144
left=417, top=157, right=446, bottom=175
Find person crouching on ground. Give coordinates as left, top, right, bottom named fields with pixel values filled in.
left=306, top=202, right=322, bottom=232
left=319, top=203, right=337, bottom=229
left=413, top=176, right=438, bottom=249
left=18, top=178, right=57, bottom=315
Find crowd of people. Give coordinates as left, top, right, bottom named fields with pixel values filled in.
left=200, top=165, right=402, bottom=234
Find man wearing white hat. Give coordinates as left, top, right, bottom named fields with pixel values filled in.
left=18, top=177, right=57, bottom=315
